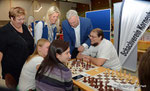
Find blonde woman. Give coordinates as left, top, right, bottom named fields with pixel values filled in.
left=18, top=39, right=50, bottom=91
left=35, top=6, right=60, bottom=44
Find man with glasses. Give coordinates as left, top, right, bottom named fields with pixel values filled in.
left=77, top=28, right=121, bottom=71
left=62, top=10, right=93, bottom=58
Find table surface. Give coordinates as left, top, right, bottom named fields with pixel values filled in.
left=72, top=66, right=140, bottom=91
left=73, top=67, right=106, bottom=91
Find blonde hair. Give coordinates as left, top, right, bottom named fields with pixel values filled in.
left=26, top=39, right=50, bottom=63
left=45, top=6, right=60, bottom=32
left=9, top=7, right=25, bottom=19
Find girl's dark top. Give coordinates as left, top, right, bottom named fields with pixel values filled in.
left=0, top=22, right=34, bottom=83
left=36, top=63, right=73, bottom=91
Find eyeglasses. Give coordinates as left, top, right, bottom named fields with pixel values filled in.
left=88, top=35, right=98, bottom=39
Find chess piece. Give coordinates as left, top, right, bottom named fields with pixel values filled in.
left=129, top=76, right=136, bottom=84
left=83, top=77, right=87, bottom=83
left=107, top=68, right=110, bottom=76
left=108, top=86, right=113, bottom=91
left=119, top=69, right=122, bottom=75
left=98, top=87, right=104, bottom=91
left=97, top=74, right=102, bottom=78
left=89, top=61, right=92, bottom=68
left=123, top=70, right=126, bottom=77
left=94, top=78, right=98, bottom=88
left=104, top=85, right=107, bottom=91
left=95, top=82, right=98, bottom=88
left=111, top=71, right=115, bottom=77
left=127, top=73, right=131, bottom=81
left=99, top=81, right=103, bottom=88
left=88, top=76, right=91, bottom=83
left=86, top=63, right=89, bottom=70
left=90, top=78, right=94, bottom=87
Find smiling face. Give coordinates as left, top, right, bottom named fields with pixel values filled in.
left=49, top=12, right=59, bottom=24
left=11, top=15, right=25, bottom=28
left=38, top=42, right=50, bottom=57
left=68, top=16, right=79, bottom=28
left=89, top=31, right=102, bottom=46
left=56, top=47, right=71, bottom=64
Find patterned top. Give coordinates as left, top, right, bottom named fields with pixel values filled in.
left=36, top=63, right=73, bottom=91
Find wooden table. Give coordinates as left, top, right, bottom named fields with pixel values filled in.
left=72, top=67, right=140, bottom=91
left=73, top=67, right=107, bottom=91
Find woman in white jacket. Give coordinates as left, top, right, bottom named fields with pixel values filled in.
left=34, top=6, right=60, bottom=44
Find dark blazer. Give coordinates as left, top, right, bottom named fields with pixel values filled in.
left=62, top=17, right=93, bottom=54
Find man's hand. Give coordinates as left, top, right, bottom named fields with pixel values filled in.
left=78, top=46, right=85, bottom=52
left=83, top=55, right=91, bottom=62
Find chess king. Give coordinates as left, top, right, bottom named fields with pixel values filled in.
left=77, top=28, right=121, bottom=71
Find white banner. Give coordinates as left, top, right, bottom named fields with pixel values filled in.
left=119, top=0, right=150, bottom=65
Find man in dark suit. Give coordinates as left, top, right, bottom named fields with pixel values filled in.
left=62, top=10, right=93, bottom=58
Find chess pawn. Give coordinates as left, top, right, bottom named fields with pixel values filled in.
left=88, top=76, right=91, bottom=83
left=123, top=70, right=126, bottom=77
left=72, top=69, right=75, bottom=74
left=90, top=78, right=94, bottom=87
left=130, top=77, right=136, bottom=84
left=86, top=63, right=89, bottom=70
left=136, top=79, right=140, bottom=87
left=108, top=86, right=113, bottom=91
left=119, top=69, right=122, bottom=75
left=99, top=81, right=103, bottom=88
left=94, top=78, right=98, bottom=88
left=116, top=71, right=119, bottom=79
left=106, top=68, right=110, bottom=76
left=83, top=77, right=87, bottom=83
left=125, top=78, right=129, bottom=83
left=119, top=69, right=122, bottom=79
left=127, top=73, right=131, bottom=81
left=89, top=61, right=92, bottom=68
left=98, top=87, right=104, bottom=91
left=104, top=85, right=107, bottom=91
left=111, top=71, right=114, bottom=77
left=80, top=63, right=83, bottom=69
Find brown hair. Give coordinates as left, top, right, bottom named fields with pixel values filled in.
left=36, top=40, right=69, bottom=77
left=9, top=7, right=25, bottom=19
left=138, top=47, right=150, bottom=91
left=91, top=28, right=104, bottom=40
left=26, top=39, right=50, bottom=63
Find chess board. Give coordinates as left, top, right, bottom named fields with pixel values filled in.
left=68, top=59, right=98, bottom=77
left=77, top=70, right=140, bottom=91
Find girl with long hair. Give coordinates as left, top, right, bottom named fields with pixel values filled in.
left=18, top=39, right=50, bottom=91
left=36, top=40, right=73, bottom=91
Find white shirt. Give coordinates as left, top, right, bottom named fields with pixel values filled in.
left=18, top=55, right=43, bottom=91
left=73, top=22, right=88, bottom=49
left=34, top=21, right=56, bottom=44
left=82, top=39, right=121, bottom=71
left=34, top=21, right=44, bottom=44
left=73, top=23, right=80, bottom=48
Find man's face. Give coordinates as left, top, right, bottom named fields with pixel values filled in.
left=89, top=32, right=101, bottom=46
left=68, top=16, right=79, bottom=28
